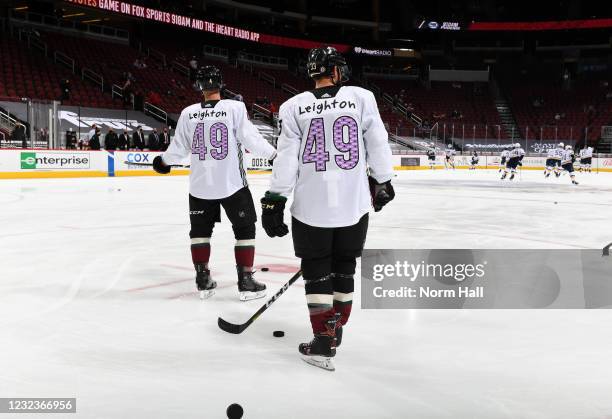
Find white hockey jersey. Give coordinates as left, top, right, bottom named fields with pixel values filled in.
left=269, top=85, right=393, bottom=228
left=501, top=150, right=510, bottom=159
left=508, top=147, right=525, bottom=159
left=162, top=100, right=276, bottom=200
left=552, top=147, right=564, bottom=160
left=561, top=149, right=575, bottom=165
left=584, top=147, right=593, bottom=158
left=445, top=149, right=456, bottom=158
left=546, top=148, right=557, bottom=158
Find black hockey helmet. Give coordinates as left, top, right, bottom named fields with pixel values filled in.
left=307, top=46, right=350, bottom=84
left=195, top=65, right=224, bottom=91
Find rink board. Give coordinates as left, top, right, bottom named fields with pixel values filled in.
left=1, top=149, right=611, bottom=178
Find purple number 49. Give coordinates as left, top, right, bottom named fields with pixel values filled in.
left=302, top=116, right=359, bottom=171
left=191, top=122, right=229, bottom=161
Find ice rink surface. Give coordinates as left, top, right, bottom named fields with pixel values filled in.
left=1, top=169, right=612, bottom=419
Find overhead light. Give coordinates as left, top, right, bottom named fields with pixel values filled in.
left=82, top=19, right=102, bottom=23
left=13, top=6, right=29, bottom=11
left=62, top=13, right=85, bottom=18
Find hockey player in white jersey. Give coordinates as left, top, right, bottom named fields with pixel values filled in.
left=578, top=146, right=593, bottom=173
left=259, top=47, right=394, bottom=371
left=469, top=150, right=479, bottom=170
left=550, top=142, right=564, bottom=177
left=153, top=66, right=277, bottom=301
left=544, top=145, right=559, bottom=178
left=499, top=147, right=510, bottom=172
left=501, top=142, right=525, bottom=180
left=444, top=144, right=456, bottom=169
left=561, top=145, right=579, bottom=185
left=426, top=143, right=436, bottom=169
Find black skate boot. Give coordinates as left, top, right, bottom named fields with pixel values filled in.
left=501, top=172, right=507, bottom=180
left=299, top=317, right=336, bottom=371
left=572, top=179, right=579, bottom=185
left=195, top=264, right=216, bottom=299
left=237, top=267, right=267, bottom=301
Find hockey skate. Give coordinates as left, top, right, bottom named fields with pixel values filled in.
left=237, top=267, right=267, bottom=301
left=299, top=318, right=337, bottom=371
left=195, top=264, right=216, bottom=299
left=501, top=172, right=507, bottom=180
left=572, top=180, right=579, bottom=185
left=510, top=173, right=515, bottom=180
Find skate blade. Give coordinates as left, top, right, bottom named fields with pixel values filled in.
left=301, top=355, right=335, bottom=371
left=239, top=290, right=266, bottom=302
left=199, top=289, right=215, bottom=300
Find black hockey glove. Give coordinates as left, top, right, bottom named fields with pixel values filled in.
left=153, top=155, right=171, bottom=174
left=261, top=192, right=289, bottom=237
left=369, top=176, right=395, bottom=212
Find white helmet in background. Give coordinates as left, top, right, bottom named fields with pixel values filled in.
left=447, top=144, right=453, bottom=149
left=558, top=142, right=564, bottom=148
left=588, top=146, right=593, bottom=151
left=515, top=143, right=521, bottom=148
left=566, top=145, right=572, bottom=150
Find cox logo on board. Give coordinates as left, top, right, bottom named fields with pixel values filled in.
left=126, top=153, right=151, bottom=163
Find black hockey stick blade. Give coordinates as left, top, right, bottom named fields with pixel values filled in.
left=123, top=161, right=190, bottom=168
left=218, top=270, right=302, bottom=334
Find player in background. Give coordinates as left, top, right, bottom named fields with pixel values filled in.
left=444, top=144, right=456, bottom=169
left=501, top=142, right=525, bottom=181
left=469, top=150, right=479, bottom=170
left=544, top=145, right=559, bottom=178
left=561, top=145, right=579, bottom=185
left=553, top=142, right=564, bottom=177
left=426, top=142, right=436, bottom=169
left=153, top=66, right=277, bottom=301
left=577, top=146, right=586, bottom=172
left=583, top=146, right=593, bottom=173
left=499, top=147, right=509, bottom=173
left=260, top=46, right=394, bottom=371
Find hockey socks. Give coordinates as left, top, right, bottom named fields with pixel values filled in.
left=191, top=237, right=211, bottom=266
left=332, top=273, right=353, bottom=327
left=234, top=239, right=255, bottom=270
left=305, top=275, right=336, bottom=335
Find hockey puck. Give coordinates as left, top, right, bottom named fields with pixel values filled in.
left=554, top=201, right=558, bottom=204
left=273, top=330, right=285, bottom=338
left=226, top=403, right=243, bottom=419
left=261, top=267, right=269, bottom=272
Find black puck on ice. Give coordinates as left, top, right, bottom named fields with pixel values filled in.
left=261, top=267, right=269, bottom=272
left=227, top=403, right=243, bottom=419
left=273, top=330, right=285, bottom=337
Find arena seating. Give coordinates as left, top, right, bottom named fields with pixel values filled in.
left=0, top=36, right=118, bottom=109
left=502, top=79, right=611, bottom=142
left=367, top=78, right=505, bottom=139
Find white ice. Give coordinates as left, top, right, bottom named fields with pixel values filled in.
left=1, top=169, right=612, bottom=419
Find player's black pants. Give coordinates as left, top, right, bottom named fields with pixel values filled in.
left=506, top=157, right=520, bottom=170
left=189, top=187, right=257, bottom=240
left=292, top=214, right=369, bottom=279
left=189, top=187, right=257, bottom=270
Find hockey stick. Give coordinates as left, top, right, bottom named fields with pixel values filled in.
left=218, top=270, right=302, bottom=334
left=123, top=161, right=190, bottom=168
